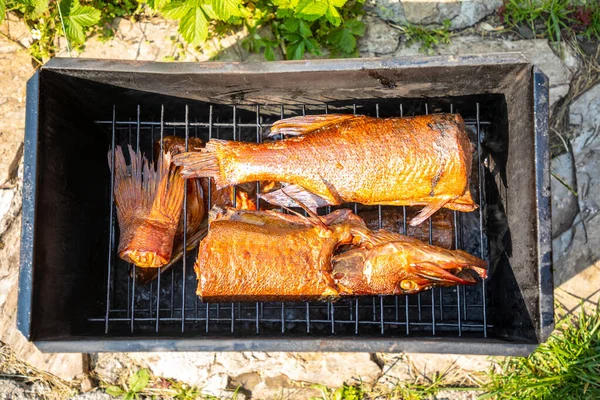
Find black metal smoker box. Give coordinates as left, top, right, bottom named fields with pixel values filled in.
left=17, top=54, right=553, bottom=355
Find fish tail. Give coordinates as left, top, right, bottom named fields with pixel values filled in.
left=108, top=145, right=154, bottom=223
left=150, top=151, right=186, bottom=224
left=172, top=140, right=228, bottom=183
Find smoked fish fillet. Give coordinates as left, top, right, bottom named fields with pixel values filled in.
left=194, top=207, right=486, bottom=301
left=173, top=114, right=477, bottom=226
left=195, top=206, right=365, bottom=302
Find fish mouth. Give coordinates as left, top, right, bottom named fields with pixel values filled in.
left=121, top=250, right=169, bottom=268
left=411, top=262, right=487, bottom=289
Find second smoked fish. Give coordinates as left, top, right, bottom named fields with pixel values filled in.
left=173, top=114, right=477, bottom=226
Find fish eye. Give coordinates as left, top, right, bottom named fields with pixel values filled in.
left=400, top=280, right=418, bottom=292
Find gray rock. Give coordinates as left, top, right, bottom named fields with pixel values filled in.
left=551, top=151, right=578, bottom=238
left=358, top=15, right=400, bottom=56
left=390, top=36, right=577, bottom=108
left=553, top=84, right=600, bottom=304
left=0, top=379, right=41, bottom=400
left=68, top=392, right=113, bottom=400
left=569, top=83, right=600, bottom=151
left=128, top=352, right=381, bottom=398
left=372, top=0, right=502, bottom=30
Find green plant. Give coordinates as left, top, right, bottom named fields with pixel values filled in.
left=1, top=0, right=102, bottom=63
left=105, top=368, right=150, bottom=400
left=499, top=0, right=600, bottom=42
left=311, top=382, right=365, bottom=400
left=481, top=304, right=600, bottom=399
left=397, top=19, right=452, bottom=53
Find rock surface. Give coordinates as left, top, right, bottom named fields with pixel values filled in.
left=551, top=151, right=578, bottom=238
left=391, top=36, right=578, bottom=107
left=358, top=14, right=400, bottom=55
left=552, top=83, right=600, bottom=313
left=0, top=379, right=41, bottom=400
left=371, top=0, right=503, bottom=30
left=126, top=352, right=382, bottom=398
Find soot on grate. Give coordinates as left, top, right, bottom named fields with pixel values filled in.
left=90, top=98, right=500, bottom=338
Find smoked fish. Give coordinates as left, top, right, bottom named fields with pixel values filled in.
left=333, top=229, right=487, bottom=295
left=194, top=207, right=486, bottom=301
left=173, top=114, right=477, bottom=226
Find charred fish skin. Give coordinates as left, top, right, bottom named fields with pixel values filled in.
left=194, top=207, right=365, bottom=302
left=173, top=114, right=477, bottom=226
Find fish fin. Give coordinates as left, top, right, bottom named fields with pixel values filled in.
left=274, top=188, right=331, bottom=232
left=259, top=184, right=333, bottom=211
left=412, top=262, right=476, bottom=285
left=409, top=197, right=452, bottom=227
left=109, top=145, right=161, bottom=228
left=172, top=140, right=227, bottom=185
left=351, top=228, right=408, bottom=248
left=268, top=114, right=359, bottom=137
left=148, top=151, right=186, bottom=224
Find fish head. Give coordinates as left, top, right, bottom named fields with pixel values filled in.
left=398, top=260, right=485, bottom=294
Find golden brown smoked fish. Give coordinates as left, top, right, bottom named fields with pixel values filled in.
left=173, top=114, right=477, bottom=226
left=333, top=229, right=487, bottom=295
left=135, top=136, right=207, bottom=283
left=194, top=207, right=486, bottom=301
left=194, top=206, right=365, bottom=302
left=109, top=145, right=185, bottom=268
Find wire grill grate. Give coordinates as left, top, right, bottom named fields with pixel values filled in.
left=91, top=100, right=492, bottom=338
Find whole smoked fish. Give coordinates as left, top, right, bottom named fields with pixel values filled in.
left=173, top=114, right=477, bottom=226
left=194, top=207, right=486, bottom=301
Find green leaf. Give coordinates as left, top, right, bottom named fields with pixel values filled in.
left=344, top=18, right=365, bottom=35
left=147, top=0, right=169, bottom=11
left=0, top=0, right=5, bottom=24
left=282, top=32, right=301, bottom=42
left=67, top=2, right=101, bottom=27
left=327, top=26, right=356, bottom=53
left=161, top=0, right=189, bottom=19
left=329, top=0, right=346, bottom=6
left=123, top=392, right=135, bottom=400
left=325, top=3, right=341, bottom=26
left=64, top=20, right=85, bottom=43
left=304, top=37, right=320, bottom=54
left=264, top=44, right=275, bottom=61
left=281, top=18, right=298, bottom=32
left=286, top=39, right=305, bottom=59
left=179, top=6, right=208, bottom=45
left=272, top=0, right=299, bottom=8
left=211, top=0, right=241, bottom=21
left=201, top=3, right=217, bottom=19
left=298, top=19, right=312, bottom=37
left=105, top=386, right=125, bottom=397
left=295, top=0, right=327, bottom=21
left=28, top=0, right=49, bottom=20
left=128, top=369, right=150, bottom=393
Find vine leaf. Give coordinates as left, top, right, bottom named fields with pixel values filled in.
left=179, top=5, right=208, bottom=45
left=59, top=0, right=101, bottom=44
